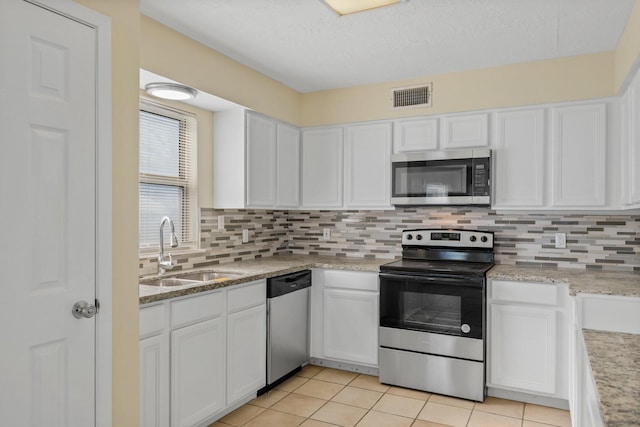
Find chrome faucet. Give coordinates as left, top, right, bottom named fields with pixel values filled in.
left=158, top=216, right=179, bottom=274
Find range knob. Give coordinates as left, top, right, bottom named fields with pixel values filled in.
left=481, top=236, right=488, bottom=243
left=416, top=234, right=423, bottom=241
left=406, top=234, right=413, bottom=240
left=469, top=235, right=477, bottom=242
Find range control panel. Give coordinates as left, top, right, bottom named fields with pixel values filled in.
left=401, top=229, right=494, bottom=249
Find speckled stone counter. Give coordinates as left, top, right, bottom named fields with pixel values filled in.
left=583, top=329, right=640, bottom=427
left=487, top=265, right=640, bottom=297
left=139, top=255, right=390, bottom=304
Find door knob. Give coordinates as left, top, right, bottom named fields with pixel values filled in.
left=72, top=300, right=97, bottom=319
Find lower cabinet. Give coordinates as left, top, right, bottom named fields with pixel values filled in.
left=487, top=280, right=570, bottom=400
left=311, top=269, right=379, bottom=367
left=171, top=317, right=226, bottom=427
left=140, top=279, right=266, bottom=427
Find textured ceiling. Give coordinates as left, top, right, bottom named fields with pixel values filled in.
left=140, top=0, right=635, bottom=93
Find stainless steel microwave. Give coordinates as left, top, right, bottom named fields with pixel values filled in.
left=391, top=148, right=491, bottom=206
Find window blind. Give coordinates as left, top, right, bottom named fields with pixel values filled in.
left=139, top=100, right=196, bottom=250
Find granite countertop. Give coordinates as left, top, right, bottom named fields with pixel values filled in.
left=487, top=265, right=640, bottom=297
left=139, top=255, right=389, bottom=304
left=582, top=329, right=640, bottom=427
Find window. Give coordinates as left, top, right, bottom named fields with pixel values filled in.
left=139, top=99, right=197, bottom=250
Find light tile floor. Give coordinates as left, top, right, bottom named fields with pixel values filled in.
left=210, top=366, right=572, bottom=427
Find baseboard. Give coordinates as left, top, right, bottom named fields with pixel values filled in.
left=310, top=357, right=379, bottom=376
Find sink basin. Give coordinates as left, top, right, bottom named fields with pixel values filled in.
left=140, top=270, right=244, bottom=287
left=175, top=271, right=243, bottom=282
left=141, top=277, right=201, bottom=287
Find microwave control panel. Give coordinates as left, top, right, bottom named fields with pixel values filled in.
left=472, top=157, right=490, bottom=196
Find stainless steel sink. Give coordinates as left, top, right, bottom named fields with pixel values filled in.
left=141, top=270, right=244, bottom=287
left=141, top=277, right=201, bottom=287
left=176, top=271, right=243, bottom=282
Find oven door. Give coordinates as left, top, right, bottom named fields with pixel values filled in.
left=379, top=272, right=484, bottom=339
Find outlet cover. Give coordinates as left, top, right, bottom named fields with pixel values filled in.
left=323, top=228, right=331, bottom=240
left=555, top=233, right=566, bottom=249
left=242, top=229, right=249, bottom=243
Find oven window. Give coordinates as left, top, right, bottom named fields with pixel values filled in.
left=379, top=274, right=484, bottom=339
left=392, top=159, right=472, bottom=198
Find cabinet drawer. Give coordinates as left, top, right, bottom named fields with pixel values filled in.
left=227, top=280, right=266, bottom=313
left=140, top=304, right=166, bottom=338
left=171, top=291, right=225, bottom=329
left=323, top=269, right=379, bottom=291
left=491, top=280, right=558, bottom=306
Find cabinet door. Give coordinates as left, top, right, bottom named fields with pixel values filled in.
left=140, top=335, right=169, bottom=427
left=276, top=122, right=300, bottom=208
left=393, top=117, right=438, bottom=152
left=171, top=317, right=225, bottom=427
left=323, top=288, right=378, bottom=365
left=442, top=113, right=489, bottom=149
left=345, top=123, right=392, bottom=208
left=489, top=304, right=557, bottom=394
left=301, top=127, right=343, bottom=208
left=629, top=74, right=640, bottom=204
left=493, top=109, right=545, bottom=208
left=227, top=304, right=267, bottom=405
left=246, top=112, right=277, bottom=208
left=551, top=104, right=606, bottom=207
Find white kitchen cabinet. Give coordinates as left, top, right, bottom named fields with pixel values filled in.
left=345, top=122, right=392, bottom=208
left=276, top=122, right=300, bottom=208
left=492, top=109, right=545, bottom=208
left=393, top=117, right=438, bottom=153
left=301, top=127, right=344, bottom=208
left=551, top=104, right=607, bottom=207
left=171, top=317, right=226, bottom=427
left=226, top=281, right=267, bottom=405
left=621, top=69, right=640, bottom=207
left=488, top=280, right=570, bottom=399
left=442, top=112, right=489, bottom=149
left=140, top=335, right=169, bottom=427
left=311, top=269, right=379, bottom=367
left=213, top=109, right=299, bottom=209
left=246, top=112, right=277, bottom=207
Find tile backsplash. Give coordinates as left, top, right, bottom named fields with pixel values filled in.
left=139, top=207, right=639, bottom=275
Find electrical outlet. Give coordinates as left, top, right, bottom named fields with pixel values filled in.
left=217, top=215, right=224, bottom=230
left=555, top=232, right=566, bottom=249
left=322, top=228, right=331, bottom=240
left=242, top=229, right=249, bottom=243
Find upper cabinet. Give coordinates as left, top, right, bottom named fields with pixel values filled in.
left=213, top=110, right=300, bottom=209
left=302, top=123, right=392, bottom=209
left=345, top=123, right=392, bottom=209
left=301, top=127, right=344, bottom=208
left=393, top=117, right=438, bottom=153
left=551, top=104, right=606, bottom=207
left=442, top=113, right=489, bottom=149
left=493, top=109, right=545, bottom=209
left=621, top=68, right=640, bottom=208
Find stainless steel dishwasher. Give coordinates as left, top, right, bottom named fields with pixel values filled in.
left=264, top=270, right=312, bottom=391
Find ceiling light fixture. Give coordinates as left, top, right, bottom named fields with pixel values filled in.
left=322, top=0, right=402, bottom=16
left=144, top=82, right=198, bottom=101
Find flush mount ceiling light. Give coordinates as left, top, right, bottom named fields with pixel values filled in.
left=144, top=82, right=198, bottom=101
left=322, top=0, right=402, bottom=15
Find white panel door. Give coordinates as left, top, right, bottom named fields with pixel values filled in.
left=227, top=304, right=267, bottom=404
left=345, top=122, right=392, bottom=208
left=442, top=113, right=489, bottom=148
left=171, top=317, right=226, bottom=427
left=246, top=112, right=277, bottom=207
left=493, top=109, right=545, bottom=208
left=140, top=335, right=170, bottom=427
left=0, top=2, right=98, bottom=426
left=489, top=304, right=557, bottom=394
left=551, top=104, right=607, bottom=207
left=276, top=122, right=300, bottom=208
left=393, top=117, right=438, bottom=152
left=301, top=127, right=344, bottom=208
left=630, top=73, right=640, bottom=204
left=323, top=288, right=378, bottom=365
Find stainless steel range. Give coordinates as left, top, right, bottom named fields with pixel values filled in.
left=378, top=229, right=495, bottom=402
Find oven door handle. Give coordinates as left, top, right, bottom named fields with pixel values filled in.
left=379, top=272, right=483, bottom=287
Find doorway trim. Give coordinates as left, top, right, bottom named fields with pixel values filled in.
left=25, top=0, right=113, bottom=425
